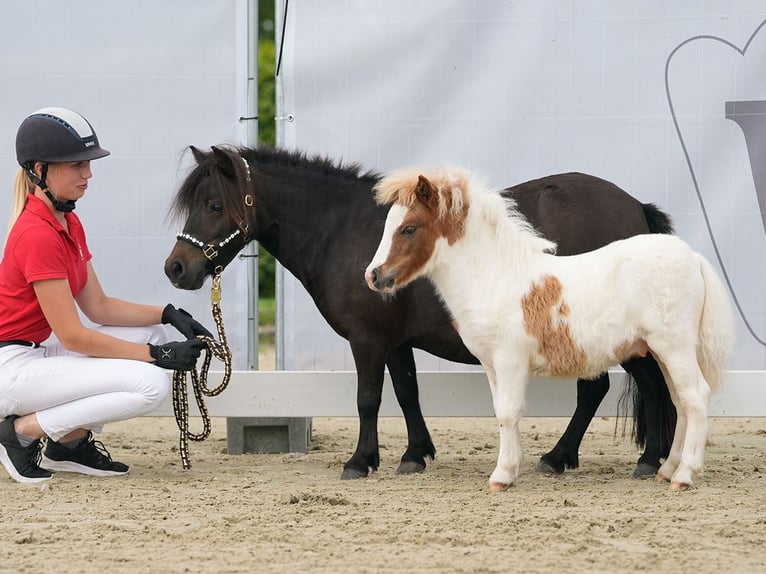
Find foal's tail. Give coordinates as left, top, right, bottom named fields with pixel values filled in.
left=697, top=255, right=735, bottom=393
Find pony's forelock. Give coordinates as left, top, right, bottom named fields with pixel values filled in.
left=168, top=149, right=210, bottom=224
left=169, top=145, right=250, bottom=232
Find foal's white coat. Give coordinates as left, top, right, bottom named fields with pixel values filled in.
left=365, top=166, right=735, bottom=491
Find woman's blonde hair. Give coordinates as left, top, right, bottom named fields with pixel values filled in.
left=7, top=167, right=35, bottom=238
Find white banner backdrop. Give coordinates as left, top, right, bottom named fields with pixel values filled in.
left=0, top=1, right=252, bottom=368
left=278, top=2, right=766, bottom=372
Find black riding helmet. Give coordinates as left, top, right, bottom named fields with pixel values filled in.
left=15, top=107, right=110, bottom=212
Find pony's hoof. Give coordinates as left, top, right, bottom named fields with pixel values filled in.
left=489, top=482, right=510, bottom=492
left=633, top=463, right=659, bottom=479
left=396, top=461, right=426, bottom=475
left=655, top=473, right=670, bottom=483
left=340, top=468, right=369, bottom=480
left=670, top=481, right=691, bottom=492
left=536, top=458, right=564, bottom=475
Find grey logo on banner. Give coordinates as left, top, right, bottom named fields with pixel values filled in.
left=666, top=19, right=766, bottom=347
left=726, top=100, right=766, bottom=233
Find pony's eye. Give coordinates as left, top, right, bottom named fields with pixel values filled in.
left=210, top=202, right=223, bottom=213
left=401, top=226, right=417, bottom=236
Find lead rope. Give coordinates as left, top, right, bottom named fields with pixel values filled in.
left=171, top=274, right=232, bottom=469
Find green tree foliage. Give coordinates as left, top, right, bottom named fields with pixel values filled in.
left=258, top=0, right=276, bottom=148
left=257, top=0, right=276, bottom=298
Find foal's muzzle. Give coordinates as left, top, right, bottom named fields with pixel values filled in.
left=366, top=267, right=395, bottom=293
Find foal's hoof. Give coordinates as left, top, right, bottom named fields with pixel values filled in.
left=489, top=482, right=510, bottom=492
left=340, top=468, right=369, bottom=480
left=633, top=463, right=659, bottom=479
left=655, top=473, right=672, bottom=484
left=670, top=481, right=691, bottom=492
left=396, top=461, right=426, bottom=475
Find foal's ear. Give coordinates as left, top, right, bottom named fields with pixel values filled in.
left=211, top=146, right=237, bottom=180
left=415, top=175, right=435, bottom=203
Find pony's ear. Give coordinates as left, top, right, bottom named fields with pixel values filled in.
left=211, top=146, right=237, bottom=180
left=415, top=175, right=435, bottom=203
left=190, top=145, right=207, bottom=164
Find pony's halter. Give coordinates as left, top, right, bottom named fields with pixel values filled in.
left=175, top=156, right=254, bottom=271
left=177, top=228, right=246, bottom=265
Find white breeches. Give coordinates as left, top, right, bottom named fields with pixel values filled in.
left=0, top=325, right=171, bottom=441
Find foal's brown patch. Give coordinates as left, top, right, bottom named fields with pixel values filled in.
left=521, top=275, right=587, bottom=376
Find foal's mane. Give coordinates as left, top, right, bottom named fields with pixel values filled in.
left=374, top=166, right=470, bottom=222
left=375, top=165, right=557, bottom=253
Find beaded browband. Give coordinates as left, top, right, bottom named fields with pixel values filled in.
left=176, top=155, right=253, bottom=265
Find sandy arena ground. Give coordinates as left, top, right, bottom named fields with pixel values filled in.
left=1, top=412, right=764, bottom=574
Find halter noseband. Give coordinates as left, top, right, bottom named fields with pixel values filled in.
left=176, top=155, right=254, bottom=270
left=177, top=228, right=246, bottom=261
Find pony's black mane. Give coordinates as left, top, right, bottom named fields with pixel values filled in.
left=170, top=145, right=380, bottom=226
left=239, top=146, right=381, bottom=182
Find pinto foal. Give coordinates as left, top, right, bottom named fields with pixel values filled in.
left=365, top=166, right=734, bottom=491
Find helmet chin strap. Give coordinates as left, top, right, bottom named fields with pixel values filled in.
left=23, top=163, right=77, bottom=212
left=44, top=191, right=77, bottom=213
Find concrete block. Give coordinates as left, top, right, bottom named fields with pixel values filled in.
left=226, top=417, right=312, bottom=454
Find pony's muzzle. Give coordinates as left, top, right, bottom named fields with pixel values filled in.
left=164, top=250, right=207, bottom=291
left=165, top=258, right=184, bottom=284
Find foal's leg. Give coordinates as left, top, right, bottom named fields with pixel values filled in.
left=386, top=345, right=436, bottom=474
left=655, top=355, right=710, bottom=490
left=622, top=355, right=676, bottom=478
left=652, top=358, right=686, bottom=481
left=486, top=359, right=528, bottom=491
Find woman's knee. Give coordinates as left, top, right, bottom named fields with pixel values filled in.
left=135, top=365, right=172, bottom=411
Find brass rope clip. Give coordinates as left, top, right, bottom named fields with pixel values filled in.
left=211, top=274, right=222, bottom=305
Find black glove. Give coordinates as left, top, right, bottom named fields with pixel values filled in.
left=162, top=304, right=214, bottom=339
left=149, top=339, right=206, bottom=371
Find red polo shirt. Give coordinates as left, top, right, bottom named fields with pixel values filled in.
left=0, top=194, right=91, bottom=343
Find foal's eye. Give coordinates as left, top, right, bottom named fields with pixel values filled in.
left=210, top=202, right=223, bottom=213
left=401, top=226, right=417, bottom=236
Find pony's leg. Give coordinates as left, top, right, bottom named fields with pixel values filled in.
left=655, top=355, right=710, bottom=490
left=537, top=374, right=609, bottom=474
left=341, top=342, right=388, bottom=480
left=386, top=345, right=436, bottom=474
left=487, top=359, right=528, bottom=491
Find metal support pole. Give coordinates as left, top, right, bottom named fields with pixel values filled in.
left=244, top=0, right=260, bottom=370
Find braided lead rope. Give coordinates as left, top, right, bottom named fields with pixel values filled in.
left=171, top=274, right=232, bottom=469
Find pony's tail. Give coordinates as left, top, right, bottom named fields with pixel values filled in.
left=642, top=203, right=675, bottom=235
left=697, top=255, right=735, bottom=393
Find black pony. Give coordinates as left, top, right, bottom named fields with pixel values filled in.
left=164, top=146, right=676, bottom=480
